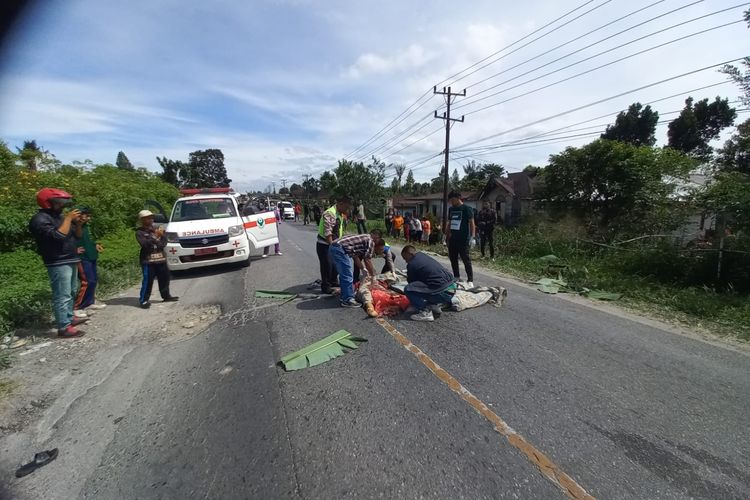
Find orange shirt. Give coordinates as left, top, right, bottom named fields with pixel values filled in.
left=421, top=219, right=431, bottom=233
left=393, top=215, right=404, bottom=230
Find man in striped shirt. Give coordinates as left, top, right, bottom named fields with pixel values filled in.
left=329, top=233, right=386, bottom=307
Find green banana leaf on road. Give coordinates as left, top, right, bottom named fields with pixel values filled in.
left=279, top=330, right=367, bottom=371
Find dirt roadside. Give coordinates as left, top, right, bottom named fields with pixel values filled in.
left=0, top=284, right=220, bottom=495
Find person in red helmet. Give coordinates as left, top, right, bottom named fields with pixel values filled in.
left=28, top=188, right=87, bottom=337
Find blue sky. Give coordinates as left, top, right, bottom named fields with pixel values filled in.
left=0, top=0, right=747, bottom=192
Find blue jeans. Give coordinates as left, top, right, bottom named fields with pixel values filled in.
left=47, top=263, right=79, bottom=330
left=75, top=260, right=98, bottom=309
left=329, top=244, right=354, bottom=302
left=405, top=289, right=454, bottom=312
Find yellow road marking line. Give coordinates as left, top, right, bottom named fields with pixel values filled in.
left=375, top=317, right=594, bottom=500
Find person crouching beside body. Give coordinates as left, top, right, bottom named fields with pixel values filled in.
left=401, top=245, right=457, bottom=322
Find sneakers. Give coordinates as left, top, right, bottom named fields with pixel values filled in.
left=71, top=317, right=89, bottom=326
left=275, top=252, right=283, bottom=256
left=340, top=298, right=360, bottom=308
left=163, top=296, right=179, bottom=302
left=261, top=254, right=269, bottom=259
left=87, top=302, right=107, bottom=310
left=58, top=325, right=84, bottom=338
left=73, top=309, right=88, bottom=319
left=430, top=305, right=443, bottom=318
left=140, top=301, right=151, bottom=309
left=410, top=309, right=434, bottom=322
left=466, top=281, right=475, bottom=289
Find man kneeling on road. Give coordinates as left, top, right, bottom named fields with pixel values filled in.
left=401, top=245, right=457, bottom=322
left=329, top=233, right=385, bottom=308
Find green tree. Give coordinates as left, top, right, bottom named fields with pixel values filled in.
left=430, top=165, right=447, bottom=192
left=390, top=163, right=406, bottom=193
left=289, top=182, right=304, bottom=198
left=542, top=139, right=695, bottom=235
left=330, top=158, right=385, bottom=201
left=319, top=170, right=338, bottom=195
left=403, top=169, right=416, bottom=194
left=181, top=149, right=231, bottom=188
left=700, top=172, right=750, bottom=232
left=601, top=103, right=659, bottom=146
left=717, top=118, right=750, bottom=175
left=279, top=187, right=290, bottom=195
left=667, top=97, right=736, bottom=160
left=0, top=141, right=17, bottom=173
left=156, top=156, right=184, bottom=187
left=16, top=140, right=44, bottom=171
left=719, top=9, right=750, bottom=106
left=302, top=176, right=320, bottom=196
left=450, top=168, right=461, bottom=189
left=460, top=161, right=506, bottom=191
left=523, top=164, right=543, bottom=177
left=116, top=151, right=134, bottom=171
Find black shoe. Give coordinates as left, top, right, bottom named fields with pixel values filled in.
left=140, top=301, right=151, bottom=309
left=430, top=305, right=443, bottom=318
left=163, top=296, right=179, bottom=302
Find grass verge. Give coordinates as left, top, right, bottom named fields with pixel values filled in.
left=0, top=229, right=143, bottom=369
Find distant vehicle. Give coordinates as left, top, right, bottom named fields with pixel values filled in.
left=158, top=188, right=279, bottom=271
left=278, top=201, right=295, bottom=220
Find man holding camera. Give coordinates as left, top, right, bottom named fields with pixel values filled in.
left=29, top=188, right=88, bottom=337
left=136, top=209, right=178, bottom=309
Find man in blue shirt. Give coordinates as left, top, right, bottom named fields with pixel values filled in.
left=401, top=245, right=457, bottom=322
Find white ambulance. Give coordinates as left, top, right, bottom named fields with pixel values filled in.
left=162, top=188, right=279, bottom=271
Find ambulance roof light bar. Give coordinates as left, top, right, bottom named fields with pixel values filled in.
left=179, top=187, right=233, bottom=196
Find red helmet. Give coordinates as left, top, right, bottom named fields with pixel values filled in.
left=36, top=188, right=73, bottom=209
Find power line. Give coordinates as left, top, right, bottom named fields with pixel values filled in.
left=343, top=0, right=607, bottom=161
left=456, top=84, right=737, bottom=155
left=353, top=111, right=434, bottom=161
left=455, top=22, right=744, bottom=118
left=451, top=58, right=746, bottom=151
left=463, top=0, right=705, bottom=93
left=456, top=3, right=746, bottom=109
left=445, top=0, right=616, bottom=88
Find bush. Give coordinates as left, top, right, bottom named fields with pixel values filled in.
left=0, top=229, right=143, bottom=339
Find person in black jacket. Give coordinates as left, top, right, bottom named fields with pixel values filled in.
left=477, top=202, right=498, bottom=259
left=28, top=188, right=88, bottom=337
left=401, top=245, right=457, bottom=322
left=136, top=210, right=178, bottom=308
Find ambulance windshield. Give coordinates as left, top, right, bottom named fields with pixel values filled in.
left=172, top=198, right=237, bottom=222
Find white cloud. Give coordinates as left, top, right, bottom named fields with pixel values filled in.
left=345, top=44, right=434, bottom=79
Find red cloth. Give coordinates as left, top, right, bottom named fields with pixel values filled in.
left=371, top=288, right=410, bottom=317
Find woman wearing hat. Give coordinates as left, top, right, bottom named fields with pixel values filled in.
left=135, top=209, right=178, bottom=308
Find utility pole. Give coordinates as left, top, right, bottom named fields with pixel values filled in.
left=434, top=85, right=466, bottom=235
left=281, top=179, right=287, bottom=189
left=303, top=174, right=311, bottom=201
left=271, top=182, right=276, bottom=194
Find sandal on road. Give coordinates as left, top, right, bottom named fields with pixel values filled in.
left=15, top=448, right=59, bottom=478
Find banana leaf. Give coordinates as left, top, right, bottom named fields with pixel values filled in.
left=279, top=330, right=366, bottom=371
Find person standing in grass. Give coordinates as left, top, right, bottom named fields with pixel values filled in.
left=356, top=201, right=367, bottom=234
left=392, top=212, right=404, bottom=239
left=421, top=216, right=431, bottom=245
left=73, top=205, right=106, bottom=316
left=29, top=188, right=88, bottom=337
left=477, top=202, right=497, bottom=260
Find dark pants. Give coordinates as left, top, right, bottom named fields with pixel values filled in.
left=405, top=289, right=454, bottom=311
left=480, top=228, right=495, bottom=258
left=139, top=262, right=171, bottom=305
left=356, top=219, right=367, bottom=234
left=448, top=239, right=473, bottom=282
left=316, top=241, right=337, bottom=293
left=75, top=259, right=98, bottom=309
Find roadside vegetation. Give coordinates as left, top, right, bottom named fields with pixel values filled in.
left=0, top=143, right=180, bottom=368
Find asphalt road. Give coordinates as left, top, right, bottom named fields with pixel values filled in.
left=9, top=221, right=750, bottom=499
